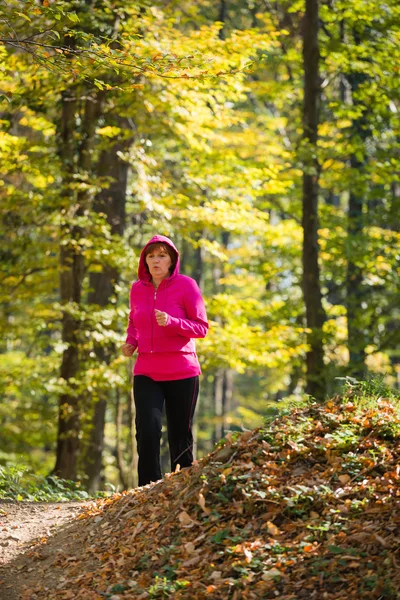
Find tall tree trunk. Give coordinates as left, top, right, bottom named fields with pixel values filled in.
left=346, top=151, right=365, bottom=375
left=115, top=389, right=128, bottom=490
left=301, top=0, right=326, bottom=400
left=218, top=0, right=227, bottom=40
left=212, top=232, right=233, bottom=442
left=213, top=367, right=225, bottom=445
left=345, top=29, right=369, bottom=377
left=388, top=182, right=400, bottom=387
left=53, top=88, right=79, bottom=479
left=128, top=386, right=138, bottom=489
left=191, top=229, right=206, bottom=459
left=83, top=134, right=130, bottom=492
left=54, top=90, right=103, bottom=479
left=222, top=369, right=233, bottom=426
left=193, top=231, right=206, bottom=292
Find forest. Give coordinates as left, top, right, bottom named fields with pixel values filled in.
left=1, top=0, right=399, bottom=494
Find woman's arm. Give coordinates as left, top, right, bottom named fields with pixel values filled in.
left=125, top=287, right=139, bottom=349
left=165, top=278, right=208, bottom=338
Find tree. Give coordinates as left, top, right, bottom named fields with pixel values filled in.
left=301, top=0, right=326, bottom=400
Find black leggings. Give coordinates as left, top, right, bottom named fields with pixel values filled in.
left=133, top=375, right=199, bottom=486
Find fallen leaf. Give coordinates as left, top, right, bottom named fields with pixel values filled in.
left=338, top=474, right=351, bottom=485
left=262, top=568, right=282, bottom=581
left=266, top=521, right=280, bottom=536
left=198, top=493, right=210, bottom=514
left=374, top=533, right=388, bottom=546
left=243, top=547, right=253, bottom=563
left=240, top=431, right=253, bottom=442
left=178, top=511, right=194, bottom=527
left=184, top=541, right=196, bottom=554
left=182, top=555, right=202, bottom=567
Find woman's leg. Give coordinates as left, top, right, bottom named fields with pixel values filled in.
left=163, top=376, right=199, bottom=473
left=133, top=375, right=165, bottom=486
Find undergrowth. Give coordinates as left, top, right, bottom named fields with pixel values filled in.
left=0, top=464, right=112, bottom=501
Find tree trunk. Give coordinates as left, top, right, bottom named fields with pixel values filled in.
left=301, top=0, right=326, bottom=400
left=212, top=232, right=233, bottom=442
left=128, top=386, right=138, bottom=489
left=54, top=90, right=104, bottom=479
left=190, top=230, right=206, bottom=458
left=218, top=0, right=227, bottom=40
left=83, top=133, right=130, bottom=491
left=345, top=30, right=369, bottom=377
left=346, top=151, right=365, bottom=375
left=53, top=87, right=79, bottom=480
left=388, top=183, right=400, bottom=386
left=193, top=231, right=206, bottom=292
left=213, top=368, right=225, bottom=445
left=116, top=389, right=128, bottom=490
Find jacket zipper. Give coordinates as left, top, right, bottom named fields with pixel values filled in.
left=151, top=288, right=157, bottom=352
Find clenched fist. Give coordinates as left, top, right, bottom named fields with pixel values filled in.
left=155, top=309, right=168, bottom=327
left=121, top=343, right=135, bottom=357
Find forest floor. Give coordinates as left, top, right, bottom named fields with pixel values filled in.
left=1, top=388, right=400, bottom=599
left=0, top=500, right=91, bottom=599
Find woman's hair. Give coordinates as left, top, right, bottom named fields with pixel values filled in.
left=143, top=242, right=177, bottom=274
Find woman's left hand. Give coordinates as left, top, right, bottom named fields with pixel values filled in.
left=155, top=309, right=169, bottom=327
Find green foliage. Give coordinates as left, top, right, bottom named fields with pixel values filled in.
left=0, top=465, right=92, bottom=501
left=147, top=576, right=190, bottom=599
left=338, top=374, right=400, bottom=403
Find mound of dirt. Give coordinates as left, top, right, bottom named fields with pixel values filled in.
left=3, top=394, right=400, bottom=599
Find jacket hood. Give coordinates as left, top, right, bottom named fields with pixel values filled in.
left=138, top=235, right=180, bottom=282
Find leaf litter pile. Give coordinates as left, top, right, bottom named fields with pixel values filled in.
left=23, top=392, right=400, bottom=599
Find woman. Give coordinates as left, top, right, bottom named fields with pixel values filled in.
left=121, top=235, right=208, bottom=486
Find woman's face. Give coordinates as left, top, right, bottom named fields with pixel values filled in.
left=146, top=246, right=172, bottom=281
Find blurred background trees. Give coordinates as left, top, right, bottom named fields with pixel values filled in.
left=1, top=0, right=399, bottom=491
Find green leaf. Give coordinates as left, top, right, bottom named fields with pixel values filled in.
left=16, top=11, right=31, bottom=21
left=67, top=12, right=80, bottom=24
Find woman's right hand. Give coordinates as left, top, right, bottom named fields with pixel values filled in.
left=121, top=343, right=135, bottom=357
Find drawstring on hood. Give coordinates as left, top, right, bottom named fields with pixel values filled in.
left=138, top=235, right=180, bottom=283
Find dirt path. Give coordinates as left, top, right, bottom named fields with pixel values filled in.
left=0, top=500, right=91, bottom=599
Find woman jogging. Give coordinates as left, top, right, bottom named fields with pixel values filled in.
left=121, top=235, right=208, bottom=486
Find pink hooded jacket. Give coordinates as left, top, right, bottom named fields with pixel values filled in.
left=125, top=235, right=208, bottom=381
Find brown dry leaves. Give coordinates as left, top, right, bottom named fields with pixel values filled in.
left=16, top=396, right=400, bottom=599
